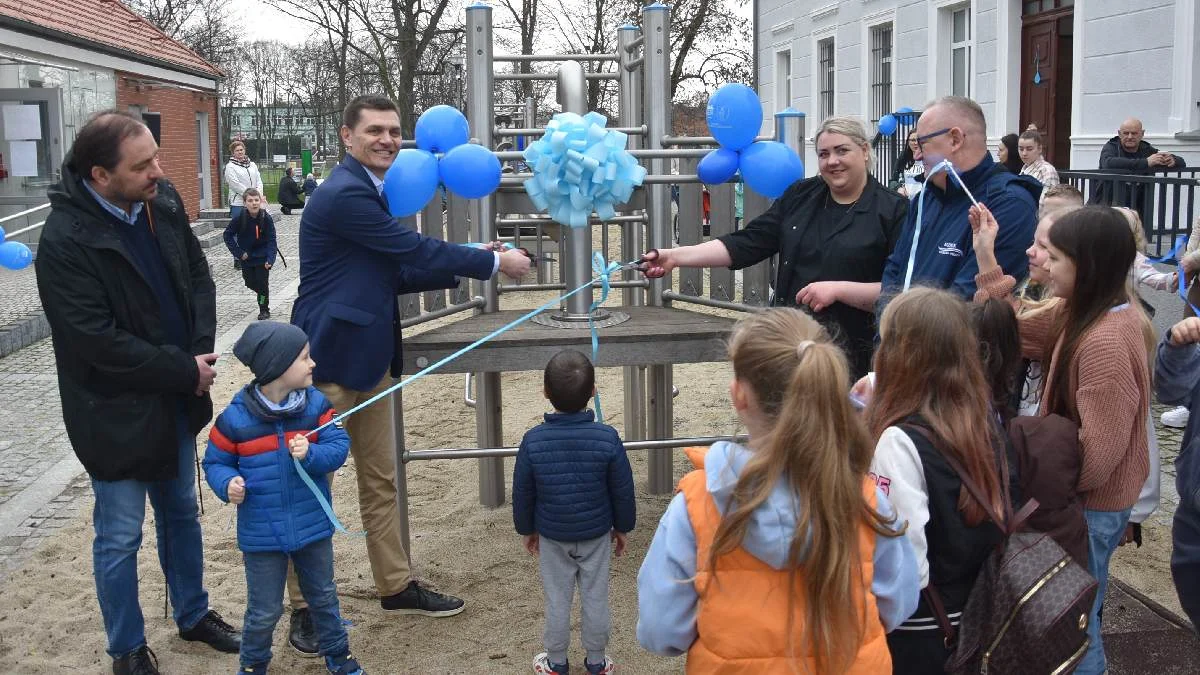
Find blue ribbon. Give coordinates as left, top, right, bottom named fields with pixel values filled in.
left=903, top=160, right=982, bottom=292
left=1147, top=235, right=1186, bottom=265
left=589, top=252, right=621, bottom=422
left=292, top=456, right=365, bottom=537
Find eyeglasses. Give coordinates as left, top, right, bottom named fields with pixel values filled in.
left=915, top=128, right=952, bottom=153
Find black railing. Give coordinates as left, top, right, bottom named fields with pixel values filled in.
left=1060, top=168, right=1200, bottom=257
left=871, top=112, right=921, bottom=189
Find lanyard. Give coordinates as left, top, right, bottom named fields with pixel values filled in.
left=903, top=160, right=981, bottom=292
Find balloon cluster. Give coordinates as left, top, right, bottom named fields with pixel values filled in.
left=381, top=105, right=502, bottom=217
left=0, top=229, right=31, bottom=270
left=697, top=84, right=804, bottom=199
left=876, top=106, right=916, bottom=137
left=522, top=111, right=647, bottom=228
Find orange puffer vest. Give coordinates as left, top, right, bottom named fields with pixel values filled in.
left=679, top=464, right=892, bottom=674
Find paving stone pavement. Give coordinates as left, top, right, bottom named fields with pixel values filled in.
left=0, top=209, right=302, bottom=580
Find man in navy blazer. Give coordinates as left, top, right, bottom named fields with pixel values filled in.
left=288, top=95, right=530, bottom=653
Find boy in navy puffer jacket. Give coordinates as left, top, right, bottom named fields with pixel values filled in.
left=513, top=349, right=636, bottom=675
left=223, top=187, right=277, bottom=320
left=203, top=322, right=365, bottom=675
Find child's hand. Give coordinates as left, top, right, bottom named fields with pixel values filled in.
left=1171, top=318, right=1200, bottom=346
left=227, top=476, right=246, bottom=504
left=264, top=263, right=272, bottom=270
left=612, top=530, right=627, bottom=557
left=523, top=534, right=539, bottom=556
left=241, top=253, right=249, bottom=261
left=289, top=434, right=309, bottom=461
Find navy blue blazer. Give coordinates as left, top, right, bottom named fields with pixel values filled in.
left=291, top=155, right=495, bottom=391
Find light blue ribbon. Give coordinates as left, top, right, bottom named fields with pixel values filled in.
left=292, top=456, right=365, bottom=537
left=589, top=252, right=621, bottom=422
left=903, top=160, right=982, bottom=291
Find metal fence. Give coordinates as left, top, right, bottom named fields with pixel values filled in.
left=1061, top=167, right=1200, bottom=257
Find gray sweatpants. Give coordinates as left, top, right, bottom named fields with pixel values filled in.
left=539, top=534, right=611, bottom=665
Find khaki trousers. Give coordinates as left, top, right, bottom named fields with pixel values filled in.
left=288, top=374, right=411, bottom=607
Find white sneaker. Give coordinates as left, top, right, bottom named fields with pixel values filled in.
left=532, top=653, right=568, bottom=675
left=1162, top=406, right=1190, bottom=428
left=585, top=656, right=616, bottom=674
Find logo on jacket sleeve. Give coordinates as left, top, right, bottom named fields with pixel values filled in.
left=937, top=242, right=964, bottom=257
left=868, top=471, right=891, bottom=496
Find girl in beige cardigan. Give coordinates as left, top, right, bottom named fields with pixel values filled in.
left=969, top=204, right=1150, bottom=675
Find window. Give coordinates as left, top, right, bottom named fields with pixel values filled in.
left=1023, top=0, right=1072, bottom=15
left=951, top=7, right=972, bottom=97
left=818, top=38, right=835, bottom=120
left=869, top=23, right=893, bottom=124
left=775, top=49, right=792, bottom=112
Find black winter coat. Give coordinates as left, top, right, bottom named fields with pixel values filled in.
left=718, top=175, right=907, bottom=377
left=278, top=174, right=304, bottom=208
left=36, top=161, right=217, bottom=482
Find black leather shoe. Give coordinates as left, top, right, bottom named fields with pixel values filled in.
left=113, top=645, right=160, bottom=675
left=289, top=608, right=319, bottom=657
left=179, top=609, right=241, bottom=654
left=380, top=580, right=465, bottom=617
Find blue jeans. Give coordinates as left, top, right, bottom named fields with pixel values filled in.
left=1077, top=507, right=1132, bottom=675
left=91, top=414, right=209, bottom=658
left=230, top=205, right=244, bottom=221
left=241, top=537, right=347, bottom=667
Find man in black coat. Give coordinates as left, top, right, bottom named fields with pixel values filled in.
left=35, top=111, right=239, bottom=674
left=1095, top=117, right=1187, bottom=214
left=277, top=166, right=305, bottom=215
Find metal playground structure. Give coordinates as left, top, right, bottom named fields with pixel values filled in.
left=389, top=2, right=807, bottom=555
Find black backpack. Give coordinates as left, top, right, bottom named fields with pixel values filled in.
left=905, top=425, right=1098, bottom=674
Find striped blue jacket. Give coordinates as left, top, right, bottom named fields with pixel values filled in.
left=202, top=386, right=350, bottom=552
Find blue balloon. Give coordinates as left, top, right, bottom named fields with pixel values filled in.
left=706, top=84, right=763, bottom=151
left=739, top=141, right=803, bottom=198
left=696, top=148, right=740, bottom=185
left=0, top=240, right=32, bottom=270
left=383, top=149, right=439, bottom=217
left=878, top=114, right=898, bottom=136
left=895, top=107, right=916, bottom=123
left=439, top=143, right=502, bottom=199
left=415, top=105, right=470, bottom=153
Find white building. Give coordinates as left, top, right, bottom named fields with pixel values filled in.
left=755, top=0, right=1200, bottom=171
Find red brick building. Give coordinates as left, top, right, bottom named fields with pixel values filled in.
left=0, top=0, right=223, bottom=223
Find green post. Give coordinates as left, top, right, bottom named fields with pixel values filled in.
left=301, top=149, right=313, bottom=178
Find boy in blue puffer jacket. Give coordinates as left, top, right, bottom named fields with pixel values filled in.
left=203, top=321, right=365, bottom=675
left=223, top=187, right=277, bottom=320
left=513, top=349, right=636, bottom=675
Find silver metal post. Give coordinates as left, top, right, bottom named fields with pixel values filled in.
left=775, top=108, right=807, bottom=174
left=391, top=384, right=411, bottom=564
left=553, top=61, right=596, bottom=320
left=618, top=23, right=647, bottom=443
left=466, top=3, right=505, bottom=507
left=642, top=2, right=674, bottom=494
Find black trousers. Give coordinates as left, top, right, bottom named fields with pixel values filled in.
left=241, top=264, right=270, bottom=309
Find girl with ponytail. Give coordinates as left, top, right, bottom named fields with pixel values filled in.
left=637, top=308, right=918, bottom=674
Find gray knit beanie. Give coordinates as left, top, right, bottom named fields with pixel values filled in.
left=233, top=321, right=309, bottom=384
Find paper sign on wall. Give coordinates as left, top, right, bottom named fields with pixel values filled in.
left=9, top=141, right=39, bottom=177
left=2, top=105, right=41, bottom=141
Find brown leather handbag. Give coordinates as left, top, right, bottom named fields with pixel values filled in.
left=906, top=425, right=1098, bottom=674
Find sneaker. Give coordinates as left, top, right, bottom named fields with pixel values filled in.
left=532, top=652, right=569, bottom=674
left=325, top=653, right=366, bottom=674
left=113, top=646, right=160, bottom=675
left=1162, top=405, right=1190, bottom=428
left=257, top=308, right=271, bottom=321
left=288, top=608, right=319, bottom=658
left=179, top=609, right=241, bottom=654
left=586, top=656, right=616, bottom=674
left=239, top=664, right=269, bottom=674
left=380, top=580, right=465, bottom=617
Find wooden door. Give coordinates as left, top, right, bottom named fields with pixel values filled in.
left=1020, top=8, right=1073, bottom=167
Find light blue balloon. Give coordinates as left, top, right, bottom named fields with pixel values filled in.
left=696, top=148, right=740, bottom=185
left=706, top=84, right=763, bottom=151
left=415, top=105, right=470, bottom=153
left=440, top=143, right=502, bottom=199
left=739, top=141, right=803, bottom=198
left=878, top=114, right=899, bottom=136
left=0, top=240, right=32, bottom=270
left=383, top=149, right=439, bottom=217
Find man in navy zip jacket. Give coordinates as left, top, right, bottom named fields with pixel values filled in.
left=288, top=95, right=531, bottom=652
left=880, top=96, right=1040, bottom=306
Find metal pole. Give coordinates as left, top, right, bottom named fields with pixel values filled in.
left=555, top=60, right=595, bottom=320
left=618, top=23, right=648, bottom=444
left=642, top=2, right=674, bottom=494
left=775, top=108, right=807, bottom=175
left=405, top=435, right=750, bottom=461
left=466, top=3, right=505, bottom=508
left=392, top=383, right=412, bottom=565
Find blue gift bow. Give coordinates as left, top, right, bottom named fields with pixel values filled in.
left=295, top=254, right=642, bottom=533
left=903, top=159, right=981, bottom=292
